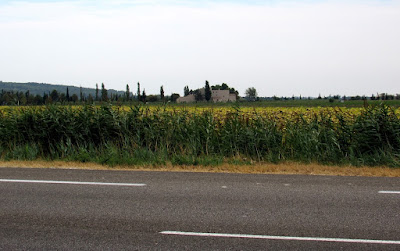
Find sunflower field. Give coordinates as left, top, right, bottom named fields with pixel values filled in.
left=0, top=103, right=399, bottom=166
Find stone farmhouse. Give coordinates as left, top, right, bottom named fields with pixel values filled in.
left=177, top=89, right=237, bottom=103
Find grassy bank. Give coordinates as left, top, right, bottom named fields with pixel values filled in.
left=0, top=103, right=399, bottom=167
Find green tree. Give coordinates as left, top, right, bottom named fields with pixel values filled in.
left=245, top=87, right=257, bottom=100
left=59, top=93, right=66, bottom=103
left=50, top=89, right=59, bottom=103
left=160, top=85, right=164, bottom=101
left=142, top=89, right=146, bottom=103
left=147, top=95, right=158, bottom=102
left=126, top=84, right=130, bottom=101
left=87, top=94, right=94, bottom=104
left=95, top=83, right=99, bottom=101
left=194, top=89, right=204, bottom=101
left=66, top=87, right=70, bottom=102
left=26, top=91, right=34, bottom=105
left=71, top=94, right=79, bottom=103
left=80, top=86, right=83, bottom=102
left=170, top=93, right=180, bottom=102
left=184, top=86, right=190, bottom=96
left=205, top=80, right=211, bottom=102
left=101, top=83, right=108, bottom=101
left=34, top=94, right=42, bottom=105
left=137, top=82, right=141, bottom=101
left=43, top=93, right=50, bottom=104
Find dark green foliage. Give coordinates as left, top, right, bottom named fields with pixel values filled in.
left=170, top=93, right=180, bottom=102
left=141, top=90, right=146, bottom=103
left=126, top=84, right=130, bottom=101
left=205, top=81, right=211, bottom=102
left=160, top=85, right=164, bottom=101
left=194, top=89, right=203, bottom=101
left=0, top=81, right=124, bottom=100
left=352, top=105, right=400, bottom=156
left=66, top=87, right=70, bottom=102
left=95, top=84, right=99, bottom=101
left=245, top=87, right=257, bottom=100
left=137, top=82, right=141, bottom=101
left=101, top=83, right=108, bottom=102
left=184, top=86, right=190, bottom=97
left=0, top=104, right=399, bottom=167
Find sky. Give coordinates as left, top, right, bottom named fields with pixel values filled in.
left=1, top=0, right=399, bottom=97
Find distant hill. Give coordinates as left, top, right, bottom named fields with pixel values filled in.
left=0, top=81, right=125, bottom=97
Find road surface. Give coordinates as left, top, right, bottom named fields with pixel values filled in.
left=1, top=167, right=399, bottom=250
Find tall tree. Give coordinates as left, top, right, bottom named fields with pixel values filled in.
left=101, top=83, right=108, bottom=101
left=142, top=89, right=146, bottom=103
left=204, top=80, right=211, bottom=102
left=245, top=87, right=257, bottom=101
left=71, top=94, right=79, bottom=103
left=126, top=84, right=130, bottom=101
left=95, top=83, right=99, bottom=101
left=43, top=92, right=49, bottom=104
left=137, top=82, right=141, bottom=101
left=194, top=89, right=204, bottom=101
left=66, top=87, right=70, bottom=102
left=160, top=85, right=164, bottom=101
left=50, top=89, right=59, bottom=103
left=79, top=86, right=83, bottom=102
left=87, top=94, right=94, bottom=104
left=184, top=86, right=190, bottom=96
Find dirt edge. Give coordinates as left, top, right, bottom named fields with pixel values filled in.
left=0, top=160, right=399, bottom=177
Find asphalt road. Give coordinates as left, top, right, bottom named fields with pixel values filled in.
left=0, top=167, right=399, bottom=250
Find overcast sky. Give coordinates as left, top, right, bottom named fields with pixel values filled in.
left=1, top=0, right=399, bottom=97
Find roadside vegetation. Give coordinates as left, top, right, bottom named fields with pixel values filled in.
left=0, top=103, right=399, bottom=168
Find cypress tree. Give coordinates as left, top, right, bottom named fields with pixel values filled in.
left=184, top=86, right=190, bottom=96
left=95, top=83, right=99, bottom=101
left=126, top=84, right=130, bottom=101
left=101, top=83, right=108, bottom=101
left=137, top=82, right=141, bottom=101
left=160, top=85, right=164, bottom=101
left=142, top=89, right=146, bottom=103
left=66, top=87, right=70, bottom=102
left=80, top=86, right=83, bottom=102
left=205, top=80, right=211, bottom=102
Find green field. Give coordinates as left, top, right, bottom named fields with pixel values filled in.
left=0, top=102, right=399, bottom=167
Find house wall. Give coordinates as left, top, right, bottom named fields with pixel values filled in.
left=228, top=93, right=237, bottom=102
left=211, top=90, right=236, bottom=102
left=176, top=94, right=196, bottom=103
left=177, top=89, right=237, bottom=103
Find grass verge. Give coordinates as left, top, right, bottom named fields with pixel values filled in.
left=0, top=160, right=399, bottom=177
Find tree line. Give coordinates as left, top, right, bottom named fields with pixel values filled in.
left=1, top=80, right=398, bottom=106
left=0, top=82, right=174, bottom=106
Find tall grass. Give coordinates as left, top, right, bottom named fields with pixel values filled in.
left=0, top=104, right=399, bottom=166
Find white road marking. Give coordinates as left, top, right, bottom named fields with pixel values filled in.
left=0, top=179, right=146, bottom=187
left=160, top=231, right=400, bottom=245
left=378, top=191, right=400, bottom=194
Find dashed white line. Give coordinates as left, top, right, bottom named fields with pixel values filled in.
left=160, top=231, right=400, bottom=245
left=0, top=179, right=146, bottom=187
left=378, top=191, right=400, bottom=194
